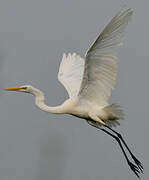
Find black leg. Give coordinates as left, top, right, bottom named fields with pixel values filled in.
left=104, top=125, right=143, bottom=173
left=101, top=128, right=141, bottom=178
left=87, top=120, right=142, bottom=178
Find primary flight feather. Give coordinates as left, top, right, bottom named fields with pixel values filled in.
left=6, top=8, right=144, bottom=178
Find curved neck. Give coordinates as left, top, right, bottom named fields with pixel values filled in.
left=32, top=88, right=67, bottom=114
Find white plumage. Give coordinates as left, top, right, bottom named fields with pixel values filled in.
left=56, top=8, right=132, bottom=126
left=7, top=9, right=132, bottom=127
left=7, top=8, right=133, bottom=126
left=58, top=53, right=84, bottom=98
left=6, top=8, right=144, bottom=178
left=59, top=8, right=132, bottom=107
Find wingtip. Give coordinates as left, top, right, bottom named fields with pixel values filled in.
left=120, top=7, right=133, bottom=16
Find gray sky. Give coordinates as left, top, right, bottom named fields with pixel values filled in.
left=0, top=0, right=148, bottom=179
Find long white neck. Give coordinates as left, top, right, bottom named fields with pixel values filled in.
left=31, top=88, right=67, bottom=114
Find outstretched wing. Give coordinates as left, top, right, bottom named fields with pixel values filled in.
left=79, top=8, right=133, bottom=105
left=58, top=53, right=84, bottom=97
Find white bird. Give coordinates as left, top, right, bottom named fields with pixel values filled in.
left=5, top=8, right=143, bottom=177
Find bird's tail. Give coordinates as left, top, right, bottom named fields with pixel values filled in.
left=103, top=104, right=124, bottom=128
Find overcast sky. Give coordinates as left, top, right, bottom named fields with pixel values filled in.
left=0, top=0, right=148, bottom=180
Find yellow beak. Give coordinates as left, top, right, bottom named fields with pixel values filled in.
left=5, top=86, right=25, bottom=91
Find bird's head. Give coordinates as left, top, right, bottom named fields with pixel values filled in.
left=5, top=85, right=44, bottom=101
left=5, top=85, right=34, bottom=94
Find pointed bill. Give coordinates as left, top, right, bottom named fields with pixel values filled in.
left=5, top=86, right=26, bottom=91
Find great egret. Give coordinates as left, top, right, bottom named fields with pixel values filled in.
left=5, top=8, right=143, bottom=177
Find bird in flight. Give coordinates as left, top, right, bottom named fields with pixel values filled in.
left=6, top=8, right=143, bottom=177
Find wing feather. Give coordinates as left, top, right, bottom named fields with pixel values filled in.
left=58, top=53, right=84, bottom=97
left=79, top=8, right=133, bottom=105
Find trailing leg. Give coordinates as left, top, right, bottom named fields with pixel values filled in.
left=101, top=128, right=141, bottom=178
left=105, top=125, right=143, bottom=173
left=87, top=121, right=141, bottom=178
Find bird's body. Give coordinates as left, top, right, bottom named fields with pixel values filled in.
left=28, top=85, right=121, bottom=126
left=32, top=86, right=105, bottom=120
left=5, top=8, right=144, bottom=178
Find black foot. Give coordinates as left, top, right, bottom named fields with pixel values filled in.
left=128, top=161, right=141, bottom=178
left=132, top=156, right=144, bottom=173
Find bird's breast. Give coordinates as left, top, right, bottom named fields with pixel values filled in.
left=67, top=99, right=91, bottom=119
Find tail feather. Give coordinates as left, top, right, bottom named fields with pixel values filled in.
left=103, top=104, right=124, bottom=128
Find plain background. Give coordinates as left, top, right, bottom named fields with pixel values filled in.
left=0, top=0, right=148, bottom=179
